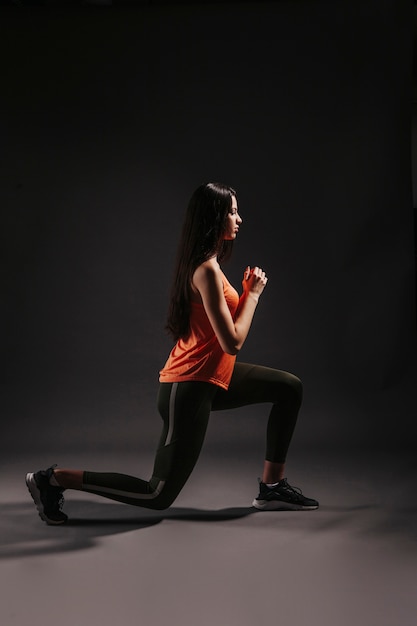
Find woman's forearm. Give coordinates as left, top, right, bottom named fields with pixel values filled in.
left=229, top=292, right=260, bottom=354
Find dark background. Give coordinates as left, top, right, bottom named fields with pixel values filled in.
left=1, top=0, right=416, bottom=456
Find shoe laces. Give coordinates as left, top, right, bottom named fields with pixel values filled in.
left=279, top=478, right=303, bottom=496
left=277, top=478, right=304, bottom=498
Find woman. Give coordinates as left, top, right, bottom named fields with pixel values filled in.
left=26, top=182, right=318, bottom=525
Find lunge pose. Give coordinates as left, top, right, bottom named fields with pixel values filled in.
left=26, top=182, right=318, bottom=524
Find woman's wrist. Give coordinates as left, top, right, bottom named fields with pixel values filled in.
left=245, top=292, right=259, bottom=304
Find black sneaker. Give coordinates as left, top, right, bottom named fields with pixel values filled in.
left=26, top=465, right=68, bottom=525
left=252, top=478, right=319, bottom=511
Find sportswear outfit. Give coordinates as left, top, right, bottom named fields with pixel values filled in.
left=26, top=271, right=318, bottom=522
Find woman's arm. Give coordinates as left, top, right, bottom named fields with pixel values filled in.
left=192, top=262, right=267, bottom=355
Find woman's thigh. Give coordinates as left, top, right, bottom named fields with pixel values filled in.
left=211, top=362, right=302, bottom=411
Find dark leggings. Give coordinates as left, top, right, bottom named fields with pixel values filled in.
left=82, top=362, right=302, bottom=510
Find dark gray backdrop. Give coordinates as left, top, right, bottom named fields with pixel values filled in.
left=2, top=0, right=416, bottom=456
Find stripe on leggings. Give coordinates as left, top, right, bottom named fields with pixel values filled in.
left=166, top=382, right=178, bottom=446
left=82, top=481, right=166, bottom=500
left=82, top=382, right=179, bottom=500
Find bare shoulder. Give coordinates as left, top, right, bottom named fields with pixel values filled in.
left=193, top=259, right=220, bottom=282
left=192, top=259, right=223, bottom=294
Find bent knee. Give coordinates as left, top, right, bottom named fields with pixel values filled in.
left=283, top=372, right=303, bottom=404
left=291, top=374, right=303, bottom=396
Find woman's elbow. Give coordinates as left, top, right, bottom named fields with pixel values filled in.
left=222, top=341, right=241, bottom=356
left=218, top=331, right=244, bottom=355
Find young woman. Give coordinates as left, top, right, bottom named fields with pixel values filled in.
left=26, top=182, right=318, bottom=525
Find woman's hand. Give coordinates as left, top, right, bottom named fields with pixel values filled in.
left=242, top=266, right=268, bottom=300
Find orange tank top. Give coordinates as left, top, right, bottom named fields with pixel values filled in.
left=159, top=272, right=240, bottom=390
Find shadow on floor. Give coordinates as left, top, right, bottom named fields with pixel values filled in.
left=0, top=500, right=258, bottom=559
left=2, top=496, right=416, bottom=560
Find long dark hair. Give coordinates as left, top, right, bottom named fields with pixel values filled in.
left=166, top=182, right=237, bottom=340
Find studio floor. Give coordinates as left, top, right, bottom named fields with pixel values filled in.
left=1, top=445, right=416, bottom=626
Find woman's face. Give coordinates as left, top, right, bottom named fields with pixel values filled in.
left=223, top=196, right=242, bottom=240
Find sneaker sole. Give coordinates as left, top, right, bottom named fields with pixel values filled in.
left=252, top=498, right=319, bottom=511
left=25, top=473, right=67, bottom=525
